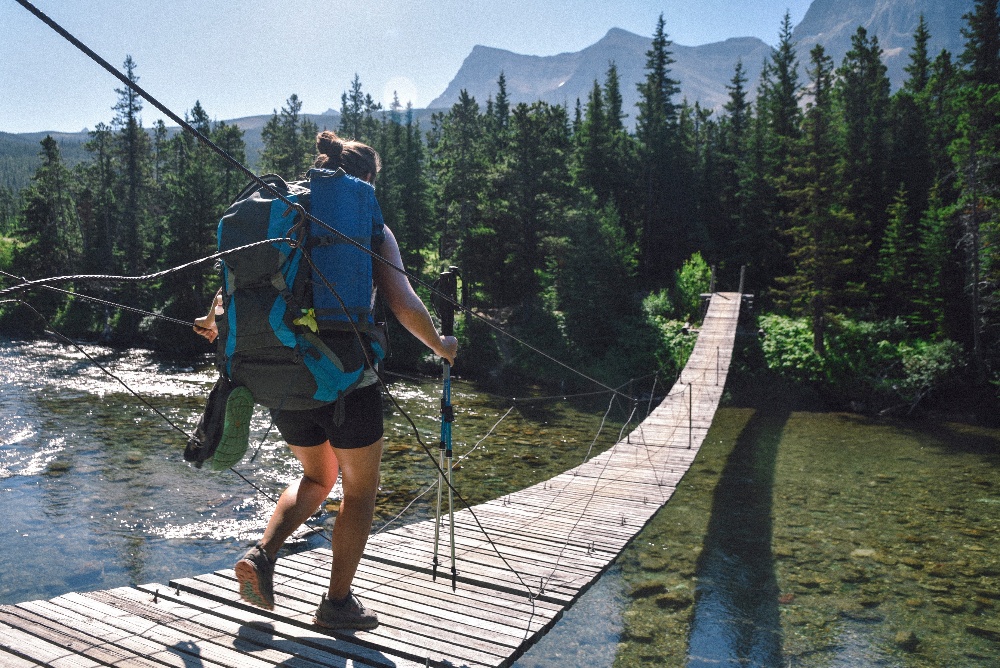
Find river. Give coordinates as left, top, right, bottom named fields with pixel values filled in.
left=1, top=338, right=998, bottom=667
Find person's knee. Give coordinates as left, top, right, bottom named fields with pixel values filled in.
left=340, top=485, right=377, bottom=515
left=303, top=471, right=338, bottom=494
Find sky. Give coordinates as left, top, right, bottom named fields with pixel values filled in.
left=1, top=0, right=813, bottom=134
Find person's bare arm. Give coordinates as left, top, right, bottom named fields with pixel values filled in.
left=374, top=227, right=457, bottom=365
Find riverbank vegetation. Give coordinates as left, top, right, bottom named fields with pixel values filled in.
left=1, top=4, right=998, bottom=418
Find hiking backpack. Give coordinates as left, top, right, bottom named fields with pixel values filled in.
left=213, top=168, right=386, bottom=413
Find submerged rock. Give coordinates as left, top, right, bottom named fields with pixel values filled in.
left=894, top=630, right=920, bottom=652
left=629, top=581, right=666, bottom=599
left=966, top=623, right=1000, bottom=643
left=655, top=592, right=693, bottom=610
left=44, top=460, right=72, bottom=475
left=932, top=597, right=966, bottom=613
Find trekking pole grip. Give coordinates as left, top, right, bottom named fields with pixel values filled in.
left=438, top=267, right=458, bottom=339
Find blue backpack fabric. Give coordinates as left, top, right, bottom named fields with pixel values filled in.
left=214, top=169, right=386, bottom=414
left=308, top=168, right=384, bottom=330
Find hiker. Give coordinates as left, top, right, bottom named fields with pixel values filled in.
left=194, top=130, right=457, bottom=630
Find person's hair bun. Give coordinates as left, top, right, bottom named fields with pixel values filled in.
left=315, top=131, right=344, bottom=168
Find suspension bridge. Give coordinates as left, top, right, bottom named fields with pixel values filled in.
left=0, top=291, right=744, bottom=668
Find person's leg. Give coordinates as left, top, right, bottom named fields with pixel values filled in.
left=258, top=442, right=340, bottom=561
left=236, top=441, right=339, bottom=609
left=326, top=438, right=383, bottom=600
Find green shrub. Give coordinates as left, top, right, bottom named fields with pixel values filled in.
left=672, top=252, right=712, bottom=321
left=758, top=314, right=966, bottom=411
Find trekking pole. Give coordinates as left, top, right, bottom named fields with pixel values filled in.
left=432, top=267, right=459, bottom=589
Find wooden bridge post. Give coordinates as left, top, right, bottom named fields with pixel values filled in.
left=688, top=382, right=693, bottom=449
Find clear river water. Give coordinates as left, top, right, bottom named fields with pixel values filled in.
left=1, top=338, right=998, bottom=667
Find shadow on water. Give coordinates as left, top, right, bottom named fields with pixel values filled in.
left=686, top=406, right=791, bottom=667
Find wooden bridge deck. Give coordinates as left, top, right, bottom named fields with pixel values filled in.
left=0, top=292, right=743, bottom=668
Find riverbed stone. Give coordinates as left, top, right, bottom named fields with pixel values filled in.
left=894, top=630, right=920, bottom=652
left=932, top=597, right=966, bottom=613
left=44, top=459, right=72, bottom=475
left=919, top=581, right=952, bottom=593
left=926, top=562, right=955, bottom=577
left=638, top=553, right=670, bottom=572
left=655, top=592, right=693, bottom=610
left=629, top=580, right=666, bottom=599
left=966, top=623, right=1000, bottom=643
left=974, top=588, right=1000, bottom=600
left=840, top=567, right=870, bottom=583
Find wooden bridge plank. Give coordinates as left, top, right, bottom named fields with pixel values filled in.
left=129, top=584, right=424, bottom=668
left=0, top=616, right=104, bottom=668
left=110, top=586, right=401, bottom=668
left=0, top=648, right=40, bottom=668
left=69, top=588, right=306, bottom=668
left=283, top=551, right=557, bottom=628
left=21, top=597, right=266, bottom=668
left=0, top=606, right=163, bottom=668
left=170, top=573, right=510, bottom=667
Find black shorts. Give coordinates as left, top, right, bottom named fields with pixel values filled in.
left=269, top=384, right=384, bottom=449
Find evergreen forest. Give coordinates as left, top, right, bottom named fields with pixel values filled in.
left=2, top=5, right=1000, bottom=417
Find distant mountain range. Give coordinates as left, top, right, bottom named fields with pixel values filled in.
left=429, top=0, right=974, bottom=118
left=0, top=0, right=978, bottom=193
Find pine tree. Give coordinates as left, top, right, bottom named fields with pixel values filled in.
left=113, top=55, right=152, bottom=279
left=504, top=102, right=573, bottom=301
left=960, top=0, right=1000, bottom=86
left=889, top=19, right=936, bottom=228
left=16, top=136, right=81, bottom=280
left=716, top=60, right=751, bottom=281
left=162, top=103, right=224, bottom=312
left=777, top=45, right=864, bottom=355
left=914, top=182, right=960, bottom=335
left=746, top=12, right=802, bottom=292
left=339, top=75, right=366, bottom=140
left=925, top=50, right=961, bottom=186
left=556, top=202, right=637, bottom=356
left=876, top=185, right=923, bottom=320
left=79, top=123, right=116, bottom=276
left=635, top=13, right=683, bottom=285
left=211, top=120, right=248, bottom=203
left=905, top=15, right=933, bottom=95
left=430, top=90, right=486, bottom=276
left=602, top=62, right=639, bottom=243
left=953, top=0, right=1000, bottom=380
left=260, top=94, right=317, bottom=180
left=575, top=79, right=610, bottom=203
left=836, top=27, right=892, bottom=287
left=394, top=104, right=433, bottom=273
left=111, top=56, right=155, bottom=340
left=759, top=12, right=801, bottom=152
